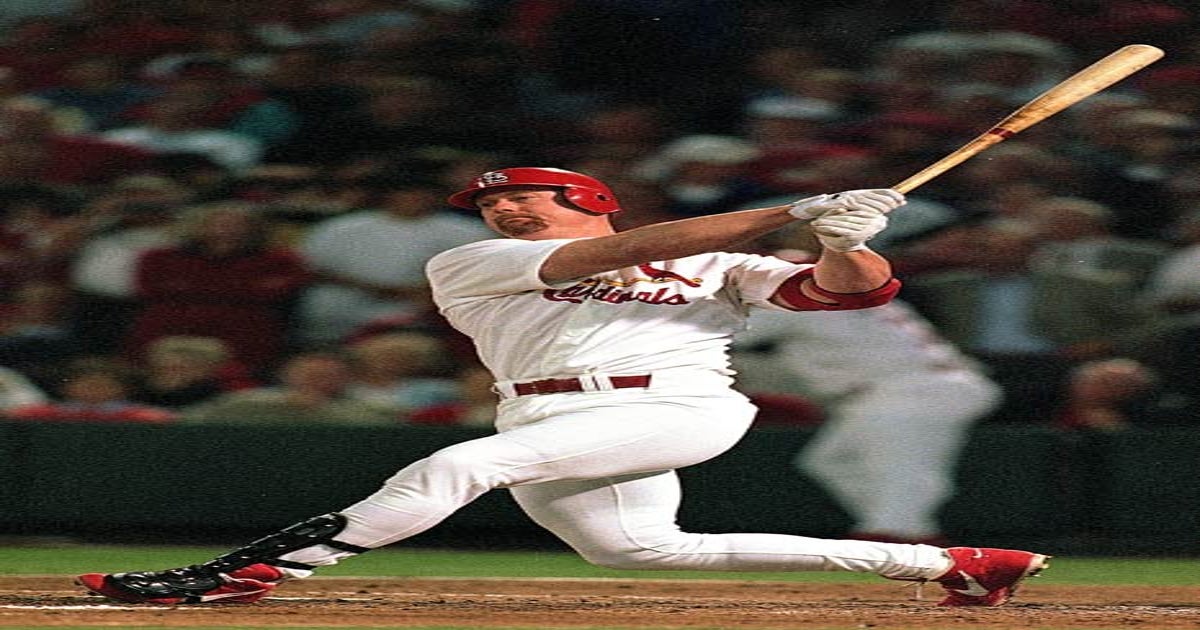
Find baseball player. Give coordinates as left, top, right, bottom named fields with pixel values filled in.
left=78, top=167, right=1047, bottom=607
left=734, top=299, right=1003, bottom=544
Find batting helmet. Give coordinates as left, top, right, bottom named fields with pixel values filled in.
left=447, top=167, right=621, bottom=214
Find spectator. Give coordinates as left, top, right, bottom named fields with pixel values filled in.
left=1141, top=208, right=1200, bottom=316
left=33, top=56, right=157, bottom=132
left=0, top=183, right=82, bottom=293
left=1005, top=0, right=1193, bottom=60
left=739, top=44, right=840, bottom=105
left=3, top=356, right=175, bottom=424
left=134, top=59, right=299, bottom=148
left=1054, top=358, right=1161, bottom=432
left=101, top=92, right=264, bottom=175
left=0, top=365, right=47, bottom=411
left=178, top=351, right=396, bottom=425
left=130, top=335, right=257, bottom=410
left=630, top=134, right=779, bottom=218
left=1026, top=195, right=1170, bottom=289
left=287, top=74, right=513, bottom=165
left=67, top=2, right=197, bottom=67
left=256, top=45, right=366, bottom=164
left=232, top=165, right=378, bottom=241
left=541, top=101, right=678, bottom=166
left=344, top=331, right=461, bottom=417
left=68, top=176, right=192, bottom=355
left=140, top=25, right=276, bottom=83
left=1112, top=209, right=1200, bottom=417
left=901, top=219, right=1137, bottom=421
left=933, top=142, right=1078, bottom=217
left=954, top=32, right=1073, bottom=104
left=0, top=96, right=155, bottom=187
left=1080, top=108, right=1198, bottom=239
left=1137, top=64, right=1200, bottom=120
left=123, top=200, right=311, bottom=371
left=308, top=0, right=425, bottom=46
left=739, top=96, right=863, bottom=194
left=295, top=176, right=491, bottom=346
left=606, top=178, right=686, bottom=232
left=0, top=279, right=75, bottom=386
left=0, top=16, right=79, bottom=90
left=408, top=364, right=497, bottom=428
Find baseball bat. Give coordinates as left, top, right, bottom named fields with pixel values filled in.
left=892, top=43, right=1165, bottom=194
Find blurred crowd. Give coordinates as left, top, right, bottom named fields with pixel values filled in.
left=0, top=0, right=1197, bottom=432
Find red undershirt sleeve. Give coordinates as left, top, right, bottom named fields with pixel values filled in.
left=772, top=267, right=901, bottom=311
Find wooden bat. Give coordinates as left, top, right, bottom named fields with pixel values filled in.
left=892, top=44, right=1165, bottom=194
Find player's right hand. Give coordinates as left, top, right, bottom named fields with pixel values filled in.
left=811, top=208, right=889, bottom=252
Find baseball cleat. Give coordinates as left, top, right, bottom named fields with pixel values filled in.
left=934, top=547, right=1050, bottom=606
left=76, top=563, right=284, bottom=604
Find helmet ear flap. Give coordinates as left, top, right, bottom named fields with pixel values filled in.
left=564, top=187, right=620, bottom=214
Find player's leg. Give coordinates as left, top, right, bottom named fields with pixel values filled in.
left=80, top=390, right=758, bottom=602
left=511, top=470, right=949, bottom=579
left=322, top=390, right=761, bottom=552
left=512, top=467, right=1048, bottom=606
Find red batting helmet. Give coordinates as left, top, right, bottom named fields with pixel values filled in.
left=447, top=167, right=621, bottom=214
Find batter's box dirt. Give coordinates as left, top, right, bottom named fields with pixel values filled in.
left=3, top=576, right=1199, bottom=628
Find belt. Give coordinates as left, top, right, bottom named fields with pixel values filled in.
left=508, top=374, right=652, bottom=397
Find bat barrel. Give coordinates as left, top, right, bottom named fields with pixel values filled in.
left=890, top=44, right=1164, bottom=194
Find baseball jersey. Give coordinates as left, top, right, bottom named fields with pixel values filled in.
left=426, top=238, right=808, bottom=381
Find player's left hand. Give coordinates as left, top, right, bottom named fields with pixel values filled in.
left=835, top=189, right=906, bottom=214
left=811, top=208, right=889, bottom=252
left=787, top=189, right=905, bottom=220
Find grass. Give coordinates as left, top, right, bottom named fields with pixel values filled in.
left=1, top=544, right=1198, bottom=586
left=1, top=545, right=1195, bottom=630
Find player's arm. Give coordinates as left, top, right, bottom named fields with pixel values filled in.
left=770, top=207, right=900, bottom=310
left=540, top=190, right=903, bottom=284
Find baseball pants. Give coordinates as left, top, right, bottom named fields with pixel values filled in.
left=278, top=384, right=950, bottom=580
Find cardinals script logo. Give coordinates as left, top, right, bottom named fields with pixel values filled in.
left=542, top=264, right=702, bottom=305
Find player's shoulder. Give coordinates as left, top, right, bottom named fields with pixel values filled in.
left=428, top=237, right=534, bottom=268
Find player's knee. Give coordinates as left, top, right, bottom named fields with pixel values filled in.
left=420, top=444, right=479, bottom=473
left=577, top=546, right=666, bottom=570
left=420, top=441, right=509, bottom=482
left=574, top=534, right=696, bottom=571
left=381, top=443, right=501, bottom=494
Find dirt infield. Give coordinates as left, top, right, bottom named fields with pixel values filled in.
left=3, top=575, right=1200, bottom=629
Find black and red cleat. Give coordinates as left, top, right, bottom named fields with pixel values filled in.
left=77, top=563, right=284, bottom=604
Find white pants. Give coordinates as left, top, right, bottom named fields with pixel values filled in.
left=281, top=384, right=950, bottom=580
left=797, top=371, right=1002, bottom=538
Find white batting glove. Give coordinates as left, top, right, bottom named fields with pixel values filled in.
left=786, top=194, right=846, bottom=220
left=810, top=208, right=889, bottom=252
left=787, top=189, right=906, bottom=220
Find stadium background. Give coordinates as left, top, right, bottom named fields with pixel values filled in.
left=0, top=0, right=1197, bottom=599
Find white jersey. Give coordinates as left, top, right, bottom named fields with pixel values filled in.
left=427, top=238, right=807, bottom=381
left=736, top=300, right=981, bottom=398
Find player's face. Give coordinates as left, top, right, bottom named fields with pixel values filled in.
left=476, top=186, right=602, bottom=239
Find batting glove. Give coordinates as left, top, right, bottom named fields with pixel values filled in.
left=787, top=189, right=906, bottom=221
left=811, top=208, right=889, bottom=252
left=787, top=194, right=845, bottom=221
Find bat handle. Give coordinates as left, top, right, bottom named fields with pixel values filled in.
left=891, top=130, right=1010, bottom=194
